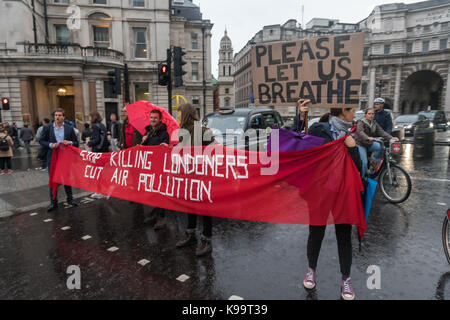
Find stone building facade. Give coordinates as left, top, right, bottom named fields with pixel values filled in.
left=0, top=0, right=214, bottom=130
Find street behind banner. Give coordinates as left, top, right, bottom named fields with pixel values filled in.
left=251, top=32, right=364, bottom=107
left=49, top=139, right=366, bottom=236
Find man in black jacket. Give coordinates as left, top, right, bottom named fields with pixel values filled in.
left=40, top=108, right=79, bottom=212
left=141, top=109, right=170, bottom=229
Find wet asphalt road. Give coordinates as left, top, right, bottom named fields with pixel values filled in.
left=0, top=133, right=449, bottom=300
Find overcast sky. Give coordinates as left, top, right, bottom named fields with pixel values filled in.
left=193, top=0, right=420, bottom=78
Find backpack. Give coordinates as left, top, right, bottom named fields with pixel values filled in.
left=0, top=136, right=10, bottom=151
left=92, top=123, right=110, bottom=152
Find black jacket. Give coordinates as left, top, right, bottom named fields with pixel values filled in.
left=109, top=121, right=121, bottom=140
left=141, top=123, right=170, bottom=146
left=88, top=122, right=110, bottom=152
left=374, top=109, right=393, bottom=135
left=309, top=121, right=362, bottom=174
left=39, top=123, right=79, bottom=164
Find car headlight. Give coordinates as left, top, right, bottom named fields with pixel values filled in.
left=430, top=123, right=434, bottom=128
left=406, top=125, right=412, bottom=129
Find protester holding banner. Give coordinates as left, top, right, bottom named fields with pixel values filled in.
left=118, top=116, right=134, bottom=150
left=297, top=103, right=361, bottom=301
left=141, top=109, right=170, bottom=230
left=88, top=111, right=110, bottom=153
left=175, top=103, right=215, bottom=257
left=39, top=108, right=79, bottom=212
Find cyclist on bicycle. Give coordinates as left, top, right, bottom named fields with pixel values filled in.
left=355, top=108, right=398, bottom=178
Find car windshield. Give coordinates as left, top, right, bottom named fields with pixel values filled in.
left=396, top=115, right=418, bottom=123
left=205, top=115, right=246, bottom=133
left=418, top=112, right=435, bottom=120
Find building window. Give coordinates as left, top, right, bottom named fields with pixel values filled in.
left=382, top=66, right=389, bottom=76
left=93, top=26, right=110, bottom=48
left=384, top=44, right=391, bottom=55
left=422, top=40, right=430, bottom=52
left=191, top=33, right=198, bottom=50
left=93, top=0, right=107, bottom=4
left=363, top=47, right=369, bottom=56
left=135, top=82, right=149, bottom=101
left=406, top=42, right=413, bottom=53
left=361, top=83, right=367, bottom=95
left=225, top=98, right=231, bottom=107
left=225, top=88, right=229, bottom=94
left=440, top=38, right=448, bottom=50
left=55, top=25, right=70, bottom=44
left=192, top=96, right=200, bottom=106
left=54, top=0, right=68, bottom=3
left=229, top=66, right=231, bottom=76
left=424, top=25, right=430, bottom=31
left=133, top=28, right=147, bottom=58
left=192, top=62, right=199, bottom=81
left=361, top=101, right=367, bottom=109
left=362, top=67, right=368, bottom=76
left=133, top=0, right=145, bottom=7
left=406, top=27, right=414, bottom=33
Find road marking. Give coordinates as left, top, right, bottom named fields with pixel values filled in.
left=61, top=226, right=71, bottom=231
left=438, top=202, right=447, bottom=206
left=43, top=219, right=53, bottom=223
left=30, top=213, right=38, bottom=216
left=138, top=259, right=150, bottom=266
left=81, top=235, right=92, bottom=240
left=107, top=247, right=119, bottom=252
left=411, top=177, right=450, bottom=183
left=176, top=274, right=190, bottom=282
left=229, top=295, right=244, bottom=300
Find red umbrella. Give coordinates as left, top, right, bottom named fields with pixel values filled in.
left=126, top=101, right=179, bottom=145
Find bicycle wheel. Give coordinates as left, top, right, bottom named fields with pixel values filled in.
left=443, top=214, right=450, bottom=265
left=379, top=164, right=412, bottom=204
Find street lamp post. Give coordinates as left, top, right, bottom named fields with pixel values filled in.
left=376, top=80, right=385, bottom=98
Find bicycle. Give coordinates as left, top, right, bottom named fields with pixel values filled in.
left=367, top=139, right=412, bottom=204
left=443, top=209, right=450, bottom=265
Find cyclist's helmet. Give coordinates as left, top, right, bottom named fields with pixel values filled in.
left=374, top=98, right=385, bottom=104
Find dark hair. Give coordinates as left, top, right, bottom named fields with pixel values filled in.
left=150, top=109, right=163, bottom=119
left=365, top=108, right=375, bottom=115
left=90, top=111, right=102, bottom=124
left=319, top=108, right=354, bottom=122
left=84, top=123, right=90, bottom=129
left=179, top=103, right=199, bottom=129
left=52, top=108, right=65, bottom=117
left=43, top=118, right=50, bottom=124
left=24, top=124, right=29, bottom=128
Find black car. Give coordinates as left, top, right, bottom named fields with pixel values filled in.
left=203, top=107, right=284, bottom=151
left=418, top=110, right=448, bottom=132
left=395, top=114, right=432, bottom=136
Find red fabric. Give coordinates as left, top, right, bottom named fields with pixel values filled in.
left=49, top=138, right=366, bottom=237
left=125, top=124, right=134, bottom=149
left=125, top=101, right=179, bottom=145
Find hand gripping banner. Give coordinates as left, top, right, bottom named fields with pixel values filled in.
left=49, top=138, right=366, bottom=237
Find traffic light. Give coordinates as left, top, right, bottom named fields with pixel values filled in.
left=158, top=63, right=170, bottom=86
left=108, top=68, right=122, bottom=95
left=1, top=98, right=9, bottom=110
left=173, top=46, right=187, bottom=87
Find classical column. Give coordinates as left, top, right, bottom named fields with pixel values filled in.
left=88, top=81, right=97, bottom=114
left=444, top=65, right=450, bottom=117
left=73, top=79, right=85, bottom=129
left=368, top=67, right=376, bottom=106
left=393, top=66, right=402, bottom=116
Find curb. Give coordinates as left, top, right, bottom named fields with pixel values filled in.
left=0, top=191, right=93, bottom=219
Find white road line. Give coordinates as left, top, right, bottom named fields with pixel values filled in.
left=176, top=274, right=190, bottom=282
left=229, top=295, right=244, bottom=300
left=107, top=247, right=119, bottom=252
left=61, top=226, right=71, bottom=231
left=411, top=177, right=450, bottom=183
left=29, top=213, right=38, bottom=216
left=81, top=235, right=92, bottom=240
left=438, top=202, right=447, bottom=206
left=138, top=259, right=150, bottom=266
left=43, top=219, right=53, bottom=223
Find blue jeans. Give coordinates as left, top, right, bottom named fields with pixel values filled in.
left=357, top=142, right=382, bottom=177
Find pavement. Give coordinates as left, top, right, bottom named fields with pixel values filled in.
left=0, top=132, right=449, bottom=300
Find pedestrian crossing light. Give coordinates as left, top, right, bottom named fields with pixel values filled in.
left=173, top=46, right=187, bottom=87
left=158, top=63, right=170, bottom=86
left=1, top=98, right=10, bottom=110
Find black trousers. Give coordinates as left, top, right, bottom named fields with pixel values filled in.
left=47, top=159, right=73, bottom=204
left=187, top=214, right=212, bottom=238
left=307, top=224, right=352, bottom=277
left=0, top=157, right=12, bottom=170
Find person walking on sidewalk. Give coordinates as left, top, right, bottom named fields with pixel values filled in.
left=40, top=108, right=79, bottom=212
left=20, top=124, right=34, bottom=154
left=36, top=119, right=50, bottom=170
left=11, top=122, right=22, bottom=149
left=0, top=124, right=14, bottom=175
left=175, top=103, right=215, bottom=257
left=141, top=109, right=170, bottom=230
left=109, top=113, right=121, bottom=152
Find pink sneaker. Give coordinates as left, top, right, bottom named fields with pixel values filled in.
left=0, top=170, right=4, bottom=175
left=303, top=268, right=316, bottom=290
left=7, top=170, right=12, bottom=175
left=341, top=277, right=355, bottom=300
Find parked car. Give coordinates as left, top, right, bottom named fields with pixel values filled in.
left=418, top=110, right=448, bottom=131
left=203, top=107, right=284, bottom=151
left=395, top=114, right=432, bottom=136
left=356, top=109, right=405, bottom=140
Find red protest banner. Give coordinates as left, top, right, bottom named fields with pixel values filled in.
left=49, top=140, right=366, bottom=236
